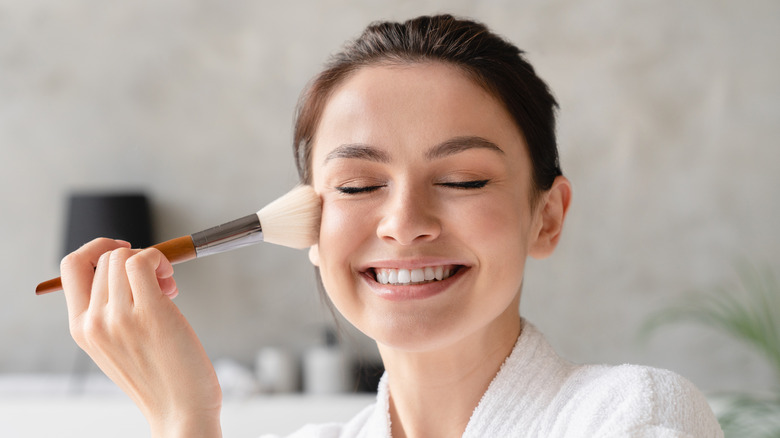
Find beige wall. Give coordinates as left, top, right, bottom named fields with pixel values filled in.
left=1, top=0, right=778, bottom=394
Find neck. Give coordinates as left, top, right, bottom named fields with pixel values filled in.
left=377, top=300, right=522, bottom=438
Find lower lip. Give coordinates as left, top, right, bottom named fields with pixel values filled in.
left=362, top=267, right=467, bottom=301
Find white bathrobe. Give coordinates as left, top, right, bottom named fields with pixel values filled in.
left=262, top=320, right=723, bottom=437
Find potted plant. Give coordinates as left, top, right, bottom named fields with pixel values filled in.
left=641, top=262, right=780, bottom=437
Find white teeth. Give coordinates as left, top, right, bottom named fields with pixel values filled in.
left=374, top=266, right=457, bottom=285
left=398, top=269, right=411, bottom=284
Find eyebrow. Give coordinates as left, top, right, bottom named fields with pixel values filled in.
left=324, top=143, right=391, bottom=164
left=323, top=135, right=504, bottom=164
left=424, top=136, right=505, bottom=160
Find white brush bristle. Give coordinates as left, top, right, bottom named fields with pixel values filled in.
left=256, top=185, right=321, bottom=249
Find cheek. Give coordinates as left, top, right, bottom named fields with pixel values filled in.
left=315, top=198, right=376, bottom=325
left=317, top=198, right=373, bottom=272
left=457, top=196, right=528, bottom=246
left=454, top=194, right=531, bottom=277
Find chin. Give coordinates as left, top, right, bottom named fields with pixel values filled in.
left=362, top=309, right=476, bottom=354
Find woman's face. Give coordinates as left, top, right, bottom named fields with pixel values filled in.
left=308, top=62, right=548, bottom=352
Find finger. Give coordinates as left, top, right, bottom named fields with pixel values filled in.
left=61, top=238, right=132, bottom=318
left=107, top=248, right=141, bottom=307
left=125, top=248, right=171, bottom=309
left=154, top=251, right=178, bottom=298
left=158, top=273, right=179, bottom=299
left=87, top=251, right=112, bottom=311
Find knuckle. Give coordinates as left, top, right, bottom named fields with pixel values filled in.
left=68, top=322, right=86, bottom=346
left=125, top=248, right=155, bottom=273
left=108, top=247, right=132, bottom=264
left=80, top=312, right=104, bottom=336
left=71, top=313, right=109, bottom=349
left=92, top=237, right=115, bottom=246
left=105, top=308, right=133, bottom=334
left=124, top=256, right=142, bottom=275
left=71, top=308, right=139, bottom=350
left=60, top=251, right=85, bottom=272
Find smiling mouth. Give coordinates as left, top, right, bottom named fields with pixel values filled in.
left=368, top=265, right=462, bottom=285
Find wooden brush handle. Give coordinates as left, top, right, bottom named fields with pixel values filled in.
left=151, top=235, right=197, bottom=265
left=35, top=235, right=197, bottom=295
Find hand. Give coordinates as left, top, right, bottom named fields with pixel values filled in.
left=61, top=238, right=222, bottom=437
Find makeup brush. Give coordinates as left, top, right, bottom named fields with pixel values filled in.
left=35, top=185, right=321, bottom=296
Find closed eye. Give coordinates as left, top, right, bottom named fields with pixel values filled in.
left=438, top=179, right=490, bottom=189
left=335, top=185, right=384, bottom=194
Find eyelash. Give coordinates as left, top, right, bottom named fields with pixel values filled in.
left=335, top=185, right=384, bottom=194
left=335, top=179, right=490, bottom=194
left=439, top=179, right=490, bottom=189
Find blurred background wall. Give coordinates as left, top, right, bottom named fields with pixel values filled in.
left=1, top=0, right=778, bottom=394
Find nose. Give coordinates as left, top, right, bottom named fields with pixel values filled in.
left=376, top=185, right=442, bottom=245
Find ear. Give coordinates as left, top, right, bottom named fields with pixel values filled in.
left=308, top=243, right=320, bottom=267
left=528, top=176, right=572, bottom=259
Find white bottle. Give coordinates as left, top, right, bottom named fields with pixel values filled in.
left=255, top=347, right=299, bottom=394
left=303, top=328, right=349, bottom=394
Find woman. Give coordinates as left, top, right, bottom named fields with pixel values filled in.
left=61, top=15, right=723, bottom=437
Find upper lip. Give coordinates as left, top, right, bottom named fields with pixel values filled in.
left=357, top=258, right=470, bottom=272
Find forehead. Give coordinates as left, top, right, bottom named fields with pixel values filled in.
left=311, top=62, right=528, bottom=164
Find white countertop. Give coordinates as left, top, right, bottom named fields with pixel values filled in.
left=0, top=374, right=375, bottom=438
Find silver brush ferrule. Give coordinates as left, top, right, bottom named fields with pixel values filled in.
left=191, top=214, right=264, bottom=258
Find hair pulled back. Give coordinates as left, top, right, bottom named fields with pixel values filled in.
left=294, top=14, right=562, bottom=195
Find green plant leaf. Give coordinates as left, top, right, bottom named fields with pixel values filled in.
left=640, top=261, right=780, bottom=383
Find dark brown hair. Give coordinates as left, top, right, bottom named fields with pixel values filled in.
left=293, top=14, right=562, bottom=196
